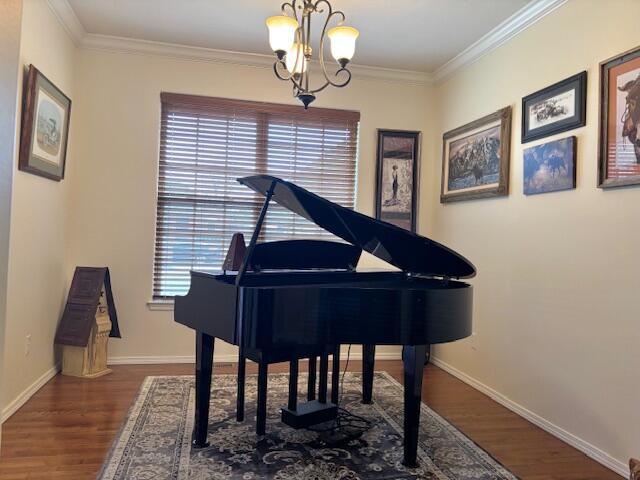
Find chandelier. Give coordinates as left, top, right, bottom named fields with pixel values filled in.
left=266, top=0, right=359, bottom=109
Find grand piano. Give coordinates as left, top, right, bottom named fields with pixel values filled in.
left=174, top=174, right=475, bottom=467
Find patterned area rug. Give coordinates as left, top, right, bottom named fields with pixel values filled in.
left=99, top=372, right=518, bottom=480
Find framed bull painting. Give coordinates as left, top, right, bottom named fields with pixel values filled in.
left=440, top=106, right=512, bottom=203
left=598, top=46, right=640, bottom=188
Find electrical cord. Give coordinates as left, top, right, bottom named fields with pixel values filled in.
left=306, top=344, right=372, bottom=445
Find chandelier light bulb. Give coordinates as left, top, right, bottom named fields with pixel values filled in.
left=266, top=15, right=299, bottom=58
left=285, top=43, right=307, bottom=75
left=327, top=26, right=359, bottom=67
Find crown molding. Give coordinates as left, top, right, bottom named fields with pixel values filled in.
left=433, top=0, right=568, bottom=82
left=81, top=33, right=432, bottom=85
left=44, top=0, right=431, bottom=85
left=46, top=0, right=567, bottom=86
left=46, top=0, right=85, bottom=45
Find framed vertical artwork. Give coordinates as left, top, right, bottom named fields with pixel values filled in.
left=440, top=106, right=512, bottom=203
left=523, top=136, right=577, bottom=195
left=521, top=71, right=587, bottom=143
left=598, top=45, right=640, bottom=188
left=375, top=130, right=420, bottom=232
left=19, top=65, right=71, bottom=181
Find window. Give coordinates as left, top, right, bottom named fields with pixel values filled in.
left=153, top=93, right=360, bottom=298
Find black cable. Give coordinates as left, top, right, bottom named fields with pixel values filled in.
left=305, top=344, right=372, bottom=445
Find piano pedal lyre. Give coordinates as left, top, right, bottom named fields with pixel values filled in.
left=281, top=346, right=340, bottom=429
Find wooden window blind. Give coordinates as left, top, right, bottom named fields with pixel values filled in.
left=153, top=93, right=360, bottom=298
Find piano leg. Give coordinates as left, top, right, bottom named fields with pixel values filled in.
left=318, top=353, right=328, bottom=403
left=193, top=331, right=214, bottom=448
left=288, top=358, right=298, bottom=411
left=362, top=344, right=375, bottom=404
left=236, top=347, right=246, bottom=422
left=307, top=356, right=317, bottom=401
left=402, top=344, right=427, bottom=468
left=331, top=345, right=340, bottom=404
left=256, top=360, right=268, bottom=435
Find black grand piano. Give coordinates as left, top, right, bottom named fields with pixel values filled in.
left=174, top=175, right=475, bottom=467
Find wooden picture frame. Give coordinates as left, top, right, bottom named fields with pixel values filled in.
left=598, top=45, right=640, bottom=188
left=19, top=65, right=71, bottom=181
left=375, top=129, right=420, bottom=232
left=440, top=106, right=512, bottom=203
left=521, top=71, right=587, bottom=143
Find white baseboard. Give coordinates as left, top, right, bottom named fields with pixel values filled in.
left=108, top=355, right=198, bottom=365
left=108, top=351, right=402, bottom=365
left=430, top=356, right=628, bottom=478
left=1, top=363, right=60, bottom=424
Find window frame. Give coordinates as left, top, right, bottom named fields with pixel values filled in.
left=149, top=93, right=360, bottom=305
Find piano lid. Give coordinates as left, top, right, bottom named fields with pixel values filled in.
left=238, top=175, right=476, bottom=279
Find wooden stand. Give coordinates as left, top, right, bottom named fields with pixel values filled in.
left=62, top=289, right=113, bottom=378
left=55, top=267, right=120, bottom=379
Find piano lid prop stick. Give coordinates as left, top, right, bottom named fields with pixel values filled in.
left=235, top=180, right=276, bottom=286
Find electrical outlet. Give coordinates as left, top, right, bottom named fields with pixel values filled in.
left=25, top=334, right=32, bottom=356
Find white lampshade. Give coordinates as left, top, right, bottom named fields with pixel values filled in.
left=285, top=43, right=307, bottom=75
left=266, top=16, right=298, bottom=54
left=327, top=26, right=359, bottom=64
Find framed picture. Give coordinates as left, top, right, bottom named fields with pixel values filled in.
left=523, top=136, right=576, bottom=195
left=375, top=130, right=420, bottom=232
left=521, top=71, right=587, bottom=143
left=598, top=46, right=640, bottom=188
left=19, top=65, right=71, bottom=181
left=440, top=106, right=512, bottom=203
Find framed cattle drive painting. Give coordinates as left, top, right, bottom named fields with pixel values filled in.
left=521, top=71, right=587, bottom=143
left=598, top=46, right=640, bottom=188
left=440, top=106, right=512, bottom=203
left=375, top=129, right=420, bottom=232
left=19, top=65, right=71, bottom=181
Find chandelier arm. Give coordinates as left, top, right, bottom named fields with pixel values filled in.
left=309, top=68, right=351, bottom=94
left=273, top=60, right=293, bottom=81
left=292, top=26, right=306, bottom=90
left=274, top=60, right=305, bottom=94
left=316, top=6, right=350, bottom=89
left=281, top=0, right=299, bottom=23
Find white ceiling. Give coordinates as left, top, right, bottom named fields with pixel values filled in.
left=65, top=0, right=532, bottom=73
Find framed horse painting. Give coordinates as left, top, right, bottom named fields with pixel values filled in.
left=598, top=45, right=640, bottom=188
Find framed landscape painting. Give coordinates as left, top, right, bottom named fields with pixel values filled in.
left=598, top=46, right=640, bottom=188
left=375, top=130, right=420, bottom=232
left=440, top=107, right=511, bottom=203
left=19, top=65, right=71, bottom=181
left=524, top=136, right=576, bottom=195
left=521, top=71, right=587, bottom=143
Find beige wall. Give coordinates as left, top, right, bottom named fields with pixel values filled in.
left=0, top=0, right=23, bottom=446
left=69, top=49, right=431, bottom=362
left=429, top=0, right=639, bottom=472
left=1, top=0, right=77, bottom=414
left=2, top=0, right=636, bottom=475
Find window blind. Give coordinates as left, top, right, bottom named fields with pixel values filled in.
left=153, top=93, right=360, bottom=298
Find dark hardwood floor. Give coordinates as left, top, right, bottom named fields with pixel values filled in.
left=0, top=360, right=620, bottom=479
